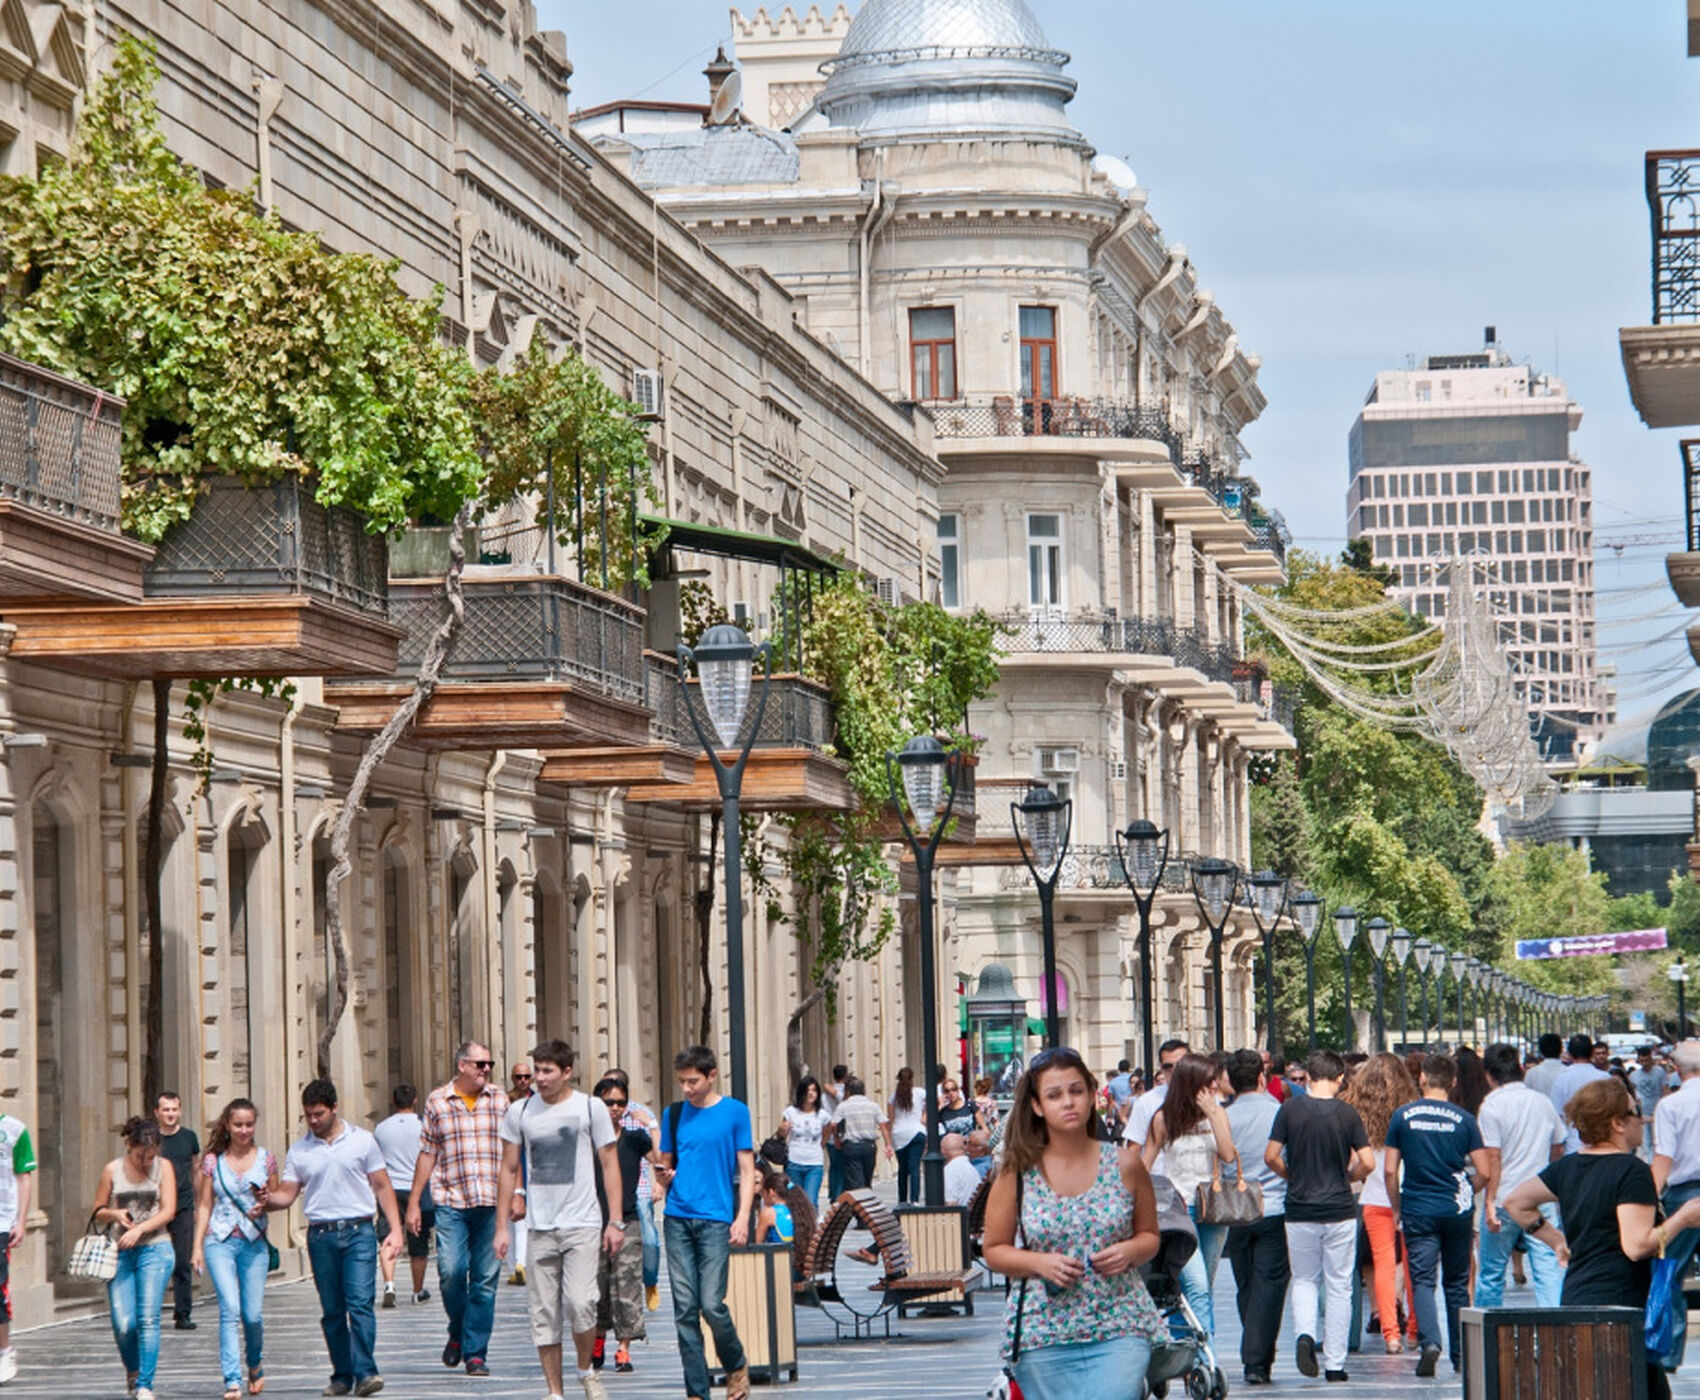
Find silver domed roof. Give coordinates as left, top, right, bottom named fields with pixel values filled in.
left=818, top=0, right=1081, bottom=146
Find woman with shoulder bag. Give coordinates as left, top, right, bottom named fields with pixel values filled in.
left=92, top=1117, right=178, bottom=1400
left=191, top=1098, right=279, bottom=1400
left=1140, top=1054, right=1235, bottom=1337
left=983, top=1047, right=1166, bottom=1400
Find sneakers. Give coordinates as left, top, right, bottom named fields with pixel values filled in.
left=465, top=1359, right=490, bottom=1378
left=1416, top=1344, right=1442, bottom=1378
left=135, top=1390, right=154, bottom=1400
left=580, top=1375, right=610, bottom=1400
left=508, top=1267, right=526, bottom=1285
left=614, top=1348, right=633, bottom=1374
left=353, top=1379, right=385, bottom=1398
left=321, top=1387, right=350, bottom=1398
left=442, top=1342, right=463, bottom=1368
left=0, top=1348, right=17, bottom=1384
left=412, top=1289, right=432, bottom=1304
left=645, top=1284, right=660, bottom=1311
left=1296, top=1334, right=1319, bottom=1379
left=591, top=1338, right=605, bottom=1371
left=381, top=1283, right=395, bottom=1309
left=1325, top=1371, right=1349, bottom=1383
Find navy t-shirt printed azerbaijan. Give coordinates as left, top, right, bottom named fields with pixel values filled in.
left=1385, top=1099, right=1482, bottom=1218
left=660, top=1097, right=752, bottom=1224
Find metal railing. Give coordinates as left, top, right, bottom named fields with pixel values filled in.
left=997, top=611, right=1238, bottom=684
left=145, top=476, right=389, bottom=617
left=389, top=576, right=645, bottom=703
left=1648, top=150, right=1700, bottom=323
left=1249, top=510, right=1291, bottom=569
left=994, top=844, right=1223, bottom=893
left=646, top=655, right=836, bottom=752
left=1685, top=440, right=1700, bottom=552
left=0, top=353, right=124, bottom=532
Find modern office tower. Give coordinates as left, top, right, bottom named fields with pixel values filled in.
left=1346, top=332, right=1608, bottom=760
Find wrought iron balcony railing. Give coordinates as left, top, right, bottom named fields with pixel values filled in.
left=645, top=654, right=836, bottom=753
left=998, top=611, right=1238, bottom=684
left=1647, top=150, right=1700, bottom=323
left=0, top=353, right=124, bottom=532
left=388, top=576, right=646, bottom=703
left=1685, top=439, right=1700, bottom=552
left=993, top=844, right=1217, bottom=893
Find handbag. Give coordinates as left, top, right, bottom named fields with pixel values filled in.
left=1647, top=1231, right=1681, bottom=1363
left=1195, top=1148, right=1264, bottom=1227
left=66, top=1212, right=118, bottom=1281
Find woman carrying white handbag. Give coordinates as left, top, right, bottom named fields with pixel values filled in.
left=89, top=1117, right=177, bottom=1400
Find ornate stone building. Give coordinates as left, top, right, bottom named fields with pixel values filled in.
left=589, top=0, right=1296, bottom=1077
left=0, top=0, right=943, bottom=1322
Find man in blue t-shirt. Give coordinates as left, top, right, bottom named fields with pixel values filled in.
left=657, top=1045, right=755, bottom=1400
left=1385, top=1054, right=1489, bottom=1378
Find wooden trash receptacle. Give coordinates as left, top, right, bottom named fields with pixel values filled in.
left=1460, top=1307, right=1646, bottom=1400
left=893, top=1204, right=977, bottom=1317
left=701, top=1243, right=797, bottom=1386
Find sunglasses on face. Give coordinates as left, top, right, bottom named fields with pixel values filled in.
left=512, top=1073, right=532, bottom=1082
left=604, top=1097, right=628, bottom=1108
left=464, top=1059, right=495, bottom=1071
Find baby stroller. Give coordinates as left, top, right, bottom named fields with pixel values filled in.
left=1141, top=1176, right=1227, bottom=1400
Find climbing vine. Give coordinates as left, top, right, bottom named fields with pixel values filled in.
left=181, top=677, right=297, bottom=793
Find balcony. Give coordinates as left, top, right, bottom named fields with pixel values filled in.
left=0, top=353, right=153, bottom=601
left=5, top=475, right=401, bottom=678
left=1621, top=150, right=1700, bottom=428
left=619, top=656, right=853, bottom=812
left=1669, top=440, right=1700, bottom=609
left=996, top=611, right=1237, bottom=683
left=327, top=574, right=652, bottom=751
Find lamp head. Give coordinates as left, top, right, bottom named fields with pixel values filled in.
left=1192, top=857, right=1237, bottom=926
left=1290, top=890, right=1322, bottom=943
left=1448, top=949, right=1469, bottom=979
left=689, top=623, right=757, bottom=747
left=896, top=735, right=949, bottom=834
left=1016, top=785, right=1069, bottom=877
left=1248, top=869, right=1288, bottom=928
left=1412, top=938, right=1433, bottom=973
left=1390, top=926, right=1412, bottom=964
left=1366, top=916, right=1390, bottom=960
left=1120, top=819, right=1167, bottom=894
left=1333, top=904, right=1358, bottom=952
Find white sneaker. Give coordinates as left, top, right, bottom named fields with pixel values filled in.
left=0, top=1348, right=16, bottom=1383
left=581, top=1376, right=610, bottom=1400
left=135, top=1389, right=154, bottom=1400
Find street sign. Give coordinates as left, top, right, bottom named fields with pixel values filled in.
left=1514, top=928, right=1668, bottom=960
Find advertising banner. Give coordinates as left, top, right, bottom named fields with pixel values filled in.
left=1514, top=928, right=1668, bottom=961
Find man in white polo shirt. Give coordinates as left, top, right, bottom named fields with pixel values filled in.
left=1122, top=1039, right=1190, bottom=1173
left=261, top=1079, right=403, bottom=1399
left=1653, top=1041, right=1700, bottom=1368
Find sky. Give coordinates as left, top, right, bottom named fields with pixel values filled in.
left=539, top=0, right=1700, bottom=736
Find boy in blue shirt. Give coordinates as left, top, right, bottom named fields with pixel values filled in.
left=657, top=1046, right=755, bottom=1400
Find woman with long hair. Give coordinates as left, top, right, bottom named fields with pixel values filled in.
left=983, top=1048, right=1166, bottom=1399
left=1139, top=1053, right=1234, bottom=1336
left=1506, top=1077, right=1700, bottom=1400
left=1450, top=1047, right=1490, bottom=1117
left=778, top=1077, right=832, bottom=1211
left=887, top=1068, right=926, bottom=1205
left=1342, top=1052, right=1419, bottom=1353
left=92, top=1116, right=177, bottom=1400
left=191, top=1098, right=278, bottom=1400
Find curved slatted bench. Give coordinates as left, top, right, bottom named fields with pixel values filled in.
left=798, top=1189, right=914, bottom=1338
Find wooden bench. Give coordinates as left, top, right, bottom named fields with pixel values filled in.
left=790, top=1189, right=916, bottom=1339
left=892, top=1204, right=978, bottom=1317
left=1460, top=1306, right=1647, bottom=1400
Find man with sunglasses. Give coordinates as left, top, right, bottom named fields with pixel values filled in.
left=408, top=1041, right=511, bottom=1378
left=507, top=1061, right=534, bottom=1287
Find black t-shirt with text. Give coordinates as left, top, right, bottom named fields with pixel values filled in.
left=1538, top=1151, right=1658, bottom=1307
left=1269, top=1094, right=1368, bottom=1224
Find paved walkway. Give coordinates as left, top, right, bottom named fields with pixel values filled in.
left=9, top=1235, right=1700, bottom=1399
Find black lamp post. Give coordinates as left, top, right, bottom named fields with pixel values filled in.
left=1292, top=890, right=1322, bottom=1051
left=1413, top=939, right=1434, bottom=1050
left=1192, top=858, right=1239, bottom=1049
left=1246, top=870, right=1289, bottom=1056
left=1450, top=950, right=1469, bottom=1048
left=1466, top=959, right=1485, bottom=1044
left=888, top=735, right=964, bottom=1208
left=1014, top=786, right=1073, bottom=1048
left=1118, top=820, right=1170, bottom=1078
left=1334, top=905, right=1359, bottom=1053
left=678, top=622, right=772, bottom=1105
left=1673, top=961, right=1690, bottom=1040
left=1365, top=917, right=1390, bottom=1053
left=1390, top=927, right=1412, bottom=1052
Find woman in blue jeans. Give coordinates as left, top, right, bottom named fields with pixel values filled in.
left=778, top=1077, right=832, bottom=1211
left=886, top=1068, right=926, bottom=1204
left=192, top=1098, right=279, bottom=1399
left=982, top=1047, right=1167, bottom=1399
left=92, top=1116, right=178, bottom=1400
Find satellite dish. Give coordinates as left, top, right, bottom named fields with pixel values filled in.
left=1093, top=153, right=1139, bottom=194
left=708, top=70, right=743, bottom=127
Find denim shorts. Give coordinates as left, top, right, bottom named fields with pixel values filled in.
left=1013, top=1334, right=1153, bottom=1400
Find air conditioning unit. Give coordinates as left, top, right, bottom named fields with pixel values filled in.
left=874, top=576, right=902, bottom=606
left=631, top=368, right=664, bottom=418
left=1040, top=747, right=1080, bottom=776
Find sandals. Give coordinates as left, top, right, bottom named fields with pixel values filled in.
left=224, top=1389, right=242, bottom=1400
left=249, top=1367, right=266, bottom=1395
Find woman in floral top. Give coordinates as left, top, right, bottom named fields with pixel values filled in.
left=983, top=1047, right=1166, bottom=1399
left=191, top=1098, right=279, bottom=1400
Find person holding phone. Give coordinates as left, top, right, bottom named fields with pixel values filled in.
left=191, top=1098, right=278, bottom=1400
left=90, top=1117, right=177, bottom=1400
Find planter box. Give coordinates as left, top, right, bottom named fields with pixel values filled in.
left=144, top=475, right=388, bottom=619
left=1460, top=1306, right=1645, bottom=1400
left=700, top=1244, right=796, bottom=1385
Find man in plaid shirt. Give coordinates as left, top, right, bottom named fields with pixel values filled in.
left=408, top=1041, right=510, bottom=1378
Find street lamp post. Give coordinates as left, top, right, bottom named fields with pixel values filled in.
left=1291, top=891, right=1323, bottom=1051
left=1335, top=906, right=1359, bottom=1053
left=888, top=735, right=964, bottom=1208
left=1390, top=927, right=1412, bottom=1052
left=1466, top=959, right=1485, bottom=1043
left=678, top=623, right=772, bottom=1105
left=1014, top=786, right=1073, bottom=1048
left=1413, top=939, right=1434, bottom=1049
left=1192, top=859, right=1239, bottom=1049
left=1247, top=871, right=1289, bottom=1056
left=1117, top=820, right=1170, bottom=1079
left=1450, top=950, right=1470, bottom=1049
left=1365, top=917, right=1390, bottom=1052
left=1672, top=960, right=1690, bottom=1041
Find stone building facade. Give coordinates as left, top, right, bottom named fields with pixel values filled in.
left=589, top=0, right=1297, bottom=1076
left=0, top=0, right=942, bottom=1322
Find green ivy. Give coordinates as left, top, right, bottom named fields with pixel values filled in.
left=0, top=37, right=482, bottom=541
left=181, top=677, right=297, bottom=793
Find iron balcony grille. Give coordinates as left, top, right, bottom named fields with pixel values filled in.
left=1648, top=149, right=1700, bottom=323
left=993, top=845, right=1208, bottom=893
left=1686, top=441, right=1700, bottom=553
left=998, top=611, right=1239, bottom=684
left=145, top=476, right=388, bottom=617
left=645, top=655, right=837, bottom=752
left=389, top=577, right=645, bottom=704
left=0, top=353, right=124, bottom=532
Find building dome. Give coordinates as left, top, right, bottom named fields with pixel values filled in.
left=817, top=0, right=1081, bottom=145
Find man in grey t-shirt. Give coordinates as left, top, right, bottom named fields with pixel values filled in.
left=1222, top=1050, right=1288, bottom=1387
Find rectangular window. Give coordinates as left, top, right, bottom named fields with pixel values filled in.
left=909, top=307, right=958, bottom=401
left=1026, top=513, right=1063, bottom=610
left=938, top=513, right=960, bottom=609
left=1019, top=307, right=1057, bottom=430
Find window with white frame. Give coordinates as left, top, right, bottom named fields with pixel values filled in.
left=938, top=513, right=961, bottom=609
left=1027, top=513, right=1063, bottom=610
